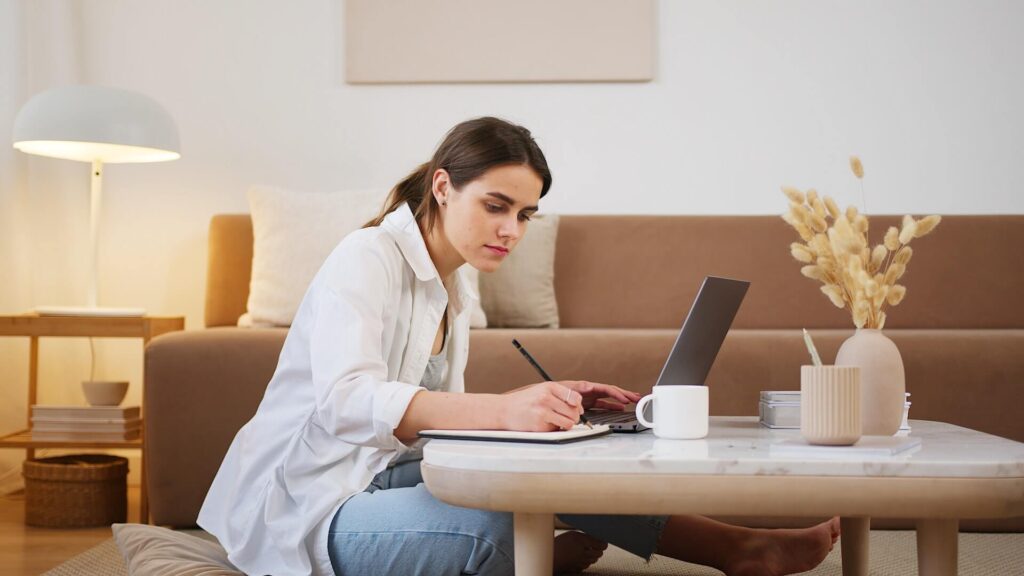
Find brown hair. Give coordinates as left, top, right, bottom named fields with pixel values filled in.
left=364, top=116, right=551, bottom=231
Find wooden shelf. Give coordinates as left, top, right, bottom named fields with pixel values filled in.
left=0, top=312, right=184, bottom=524
left=0, top=428, right=143, bottom=449
left=0, top=314, right=184, bottom=339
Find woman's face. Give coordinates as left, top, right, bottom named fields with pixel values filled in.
left=434, top=164, right=543, bottom=273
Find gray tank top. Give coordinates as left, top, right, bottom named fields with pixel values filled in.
left=389, top=319, right=449, bottom=467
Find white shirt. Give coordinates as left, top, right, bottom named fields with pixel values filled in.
left=198, top=203, right=475, bottom=576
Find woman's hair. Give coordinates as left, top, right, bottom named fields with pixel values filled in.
left=364, top=116, right=551, bottom=231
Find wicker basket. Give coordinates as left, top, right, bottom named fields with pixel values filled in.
left=22, top=454, right=128, bottom=528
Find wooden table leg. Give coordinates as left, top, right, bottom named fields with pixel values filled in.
left=917, top=518, right=958, bottom=575
left=514, top=512, right=553, bottom=576
left=840, top=516, right=870, bottom=576
left=27, top=336, right=38, bottom=462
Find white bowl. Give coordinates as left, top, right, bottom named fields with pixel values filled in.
left=81, top=380, right=129, bottom=406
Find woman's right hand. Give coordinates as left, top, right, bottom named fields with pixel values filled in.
left=498, top=381, right=585, bottom=432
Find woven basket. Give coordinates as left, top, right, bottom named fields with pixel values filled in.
left=23, top=454, right=128, bottom=528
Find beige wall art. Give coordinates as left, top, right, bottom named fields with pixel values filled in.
left=345, top=0, right=656, bottom=84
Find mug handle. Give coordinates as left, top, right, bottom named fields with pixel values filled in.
left=635, top=394, right=655, bottom=428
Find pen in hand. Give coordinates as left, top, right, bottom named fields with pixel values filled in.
left=511, top=338, right=594, bottom=429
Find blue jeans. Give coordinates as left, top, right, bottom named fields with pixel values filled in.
left=327, top=459, right=669, bottom=576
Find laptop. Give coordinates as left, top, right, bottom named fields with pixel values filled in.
left=584, top=276, right=750, bottom=432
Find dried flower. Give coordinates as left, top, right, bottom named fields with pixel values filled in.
left=850, top=156, right=864, bottom=179
left=884, top=226, right=900, bottom=251
left=915, top=215, right=942, bottom=238
left=887, top=285, right=907, bottom=306
left=894, top=246, right=913, bottom=266
left=899, top=216, right=918, bottom=244
left=790, top=243, right=814, bottom=263
left=869, top=245, right=887, bottom=273
left=779, top=161, right=941, bottom=329
left=824, top=197, right=841, bottom=220
left=820, top=284, right=846, bottom=308
left=781, top=186, right=804, bottom=204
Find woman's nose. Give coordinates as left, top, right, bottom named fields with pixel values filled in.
left=498, top=216, right=519, bottom=240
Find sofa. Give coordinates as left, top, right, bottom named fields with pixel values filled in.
left=145, top=213, right=1024, bottom=531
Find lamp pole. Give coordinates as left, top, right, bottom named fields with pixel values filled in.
left=88, top=159, right=103, bottom=309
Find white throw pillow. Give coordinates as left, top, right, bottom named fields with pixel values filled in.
left=112, top=523, right=243, bottom=576
left=478, top=214, right=560, bottom=328
left=240, top=186, right=386, bottom=327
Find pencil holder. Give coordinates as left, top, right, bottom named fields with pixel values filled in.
left=800, top=365, right=861, bottom=445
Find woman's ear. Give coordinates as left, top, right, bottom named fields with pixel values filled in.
left=431, top=168, right=450, bottom=206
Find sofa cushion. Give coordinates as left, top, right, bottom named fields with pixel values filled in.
left=479, top=214, right=560, bottom=328
left=242, top=185, right=385, bottom=327
left=112, top=523, right=242, bottom=575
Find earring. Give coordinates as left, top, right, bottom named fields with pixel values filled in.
left=441, top=199, right=447, bottom=206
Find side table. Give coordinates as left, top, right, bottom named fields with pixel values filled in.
left=0, top=313, right=185, bottom=523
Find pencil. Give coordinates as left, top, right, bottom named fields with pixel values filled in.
left=511, top=339, right=594, bottom=429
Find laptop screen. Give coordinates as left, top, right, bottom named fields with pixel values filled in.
left=653, top=276, right=750, bottom=387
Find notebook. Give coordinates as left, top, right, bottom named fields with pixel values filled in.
left=418, top=424, right=612, bottom=444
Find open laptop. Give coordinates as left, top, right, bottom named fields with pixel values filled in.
left=585, top=276, right=750, bottom=432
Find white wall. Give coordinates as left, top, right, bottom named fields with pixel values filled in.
left=2, top=0, right=1023, bottom=487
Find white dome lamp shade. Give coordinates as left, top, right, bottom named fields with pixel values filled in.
left=13, top=85, right=181, bottom=316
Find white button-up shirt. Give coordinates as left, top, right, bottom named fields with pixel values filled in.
left=198, top=203, right=474, bottom=576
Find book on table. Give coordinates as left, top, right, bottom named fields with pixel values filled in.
left=29, top=405, right=142, bottom=442
left=418, top=424, right=611, bottom=444
left=30, top=429, right=141, bottom=442
left=31, top=405, right=140, bottom=420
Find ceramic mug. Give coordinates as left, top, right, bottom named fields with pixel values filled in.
left=635, top=385, right=709, bottom=439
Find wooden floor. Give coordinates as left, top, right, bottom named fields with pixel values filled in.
left=0, top=484, right=139, bottom=576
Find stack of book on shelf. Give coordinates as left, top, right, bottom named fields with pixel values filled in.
left=30, top=405, right=141, bottom=442
left=759, top=391, right=911, bottom=431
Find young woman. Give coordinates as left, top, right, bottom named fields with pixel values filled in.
left=199, top=117, right=839, bottom=576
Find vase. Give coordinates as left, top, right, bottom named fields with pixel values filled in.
left=835, top=328, right=905, bottom=436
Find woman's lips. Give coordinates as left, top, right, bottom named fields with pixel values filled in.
left=485, top=245, right=509, bottom=256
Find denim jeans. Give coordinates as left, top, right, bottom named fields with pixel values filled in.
left=327, top=459, right=669, bottom=576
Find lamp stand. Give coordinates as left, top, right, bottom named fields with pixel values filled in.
left=32, top=160, right=145, bottom=317
left=88, top=159, right=102, bottom=309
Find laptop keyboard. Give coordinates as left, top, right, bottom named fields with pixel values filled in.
left=585, top=410, right=638, bottom=424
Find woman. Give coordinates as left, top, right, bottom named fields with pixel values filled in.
left=199, top=117, right=839, bottom=576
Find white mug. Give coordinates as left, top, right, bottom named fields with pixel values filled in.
left=635, top=385, right=709, bottom=439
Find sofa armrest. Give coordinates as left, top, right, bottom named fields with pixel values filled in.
left=145, top=327, right=286, bottom=527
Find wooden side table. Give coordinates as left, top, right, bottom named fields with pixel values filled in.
left=0, top=313, right=185, bottom=524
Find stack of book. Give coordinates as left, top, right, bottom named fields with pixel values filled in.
left=759, top=391, right=911, bottom=431
left=30, top=405, right=141, bottom=442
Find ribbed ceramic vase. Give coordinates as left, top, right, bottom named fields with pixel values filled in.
left=835, top=328, right=905, bottom=436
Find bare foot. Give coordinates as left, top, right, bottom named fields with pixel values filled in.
left=553, top=531, right=608, bottom=574
left=723, top=517, right=840, bottom=576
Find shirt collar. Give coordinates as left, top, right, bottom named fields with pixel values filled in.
left=381, top=203, right=479, bottom=314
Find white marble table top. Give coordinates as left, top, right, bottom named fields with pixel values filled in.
left=423, top=417, right=1024, bottom=478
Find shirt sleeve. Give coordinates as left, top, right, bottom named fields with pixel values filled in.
left=307, top=239, right=424, bottom=450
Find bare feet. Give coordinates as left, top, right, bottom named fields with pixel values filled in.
left=553, top=531, right=608, bottom=574
left=723, top=517, right=840, bottom=576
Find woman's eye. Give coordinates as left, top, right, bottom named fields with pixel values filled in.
left=518, top=213, right=532, bottom=222
left=486, top=203, right=504, bottom=213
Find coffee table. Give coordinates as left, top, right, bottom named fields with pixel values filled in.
left=422, top=417, right=1024, bottom=576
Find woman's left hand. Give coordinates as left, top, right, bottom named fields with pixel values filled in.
left=559, top=381, right=642, bottom=411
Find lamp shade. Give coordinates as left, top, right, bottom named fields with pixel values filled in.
left=13, top=85, right=180, bottom=163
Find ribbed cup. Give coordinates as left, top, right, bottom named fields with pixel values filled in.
left=801, top=365, right=862, bottom=445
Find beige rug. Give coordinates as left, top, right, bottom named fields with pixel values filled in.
left=45, top=530, right=1024, bottom=575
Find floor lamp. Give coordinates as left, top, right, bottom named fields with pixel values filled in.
left=13, top=85, right=181, bottom=316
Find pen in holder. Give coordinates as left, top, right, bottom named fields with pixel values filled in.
left=799, top=329, right=861, bottom=445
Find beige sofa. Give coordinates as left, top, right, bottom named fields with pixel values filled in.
left=145, top=214, right=1024, bottom=531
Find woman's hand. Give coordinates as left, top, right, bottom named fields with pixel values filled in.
left=498, top=380, right=642, bottom=432
left=560, top=380, right=642, bottom=411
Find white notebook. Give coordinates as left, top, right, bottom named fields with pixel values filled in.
left=418, top=424, right=611, bottom=444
